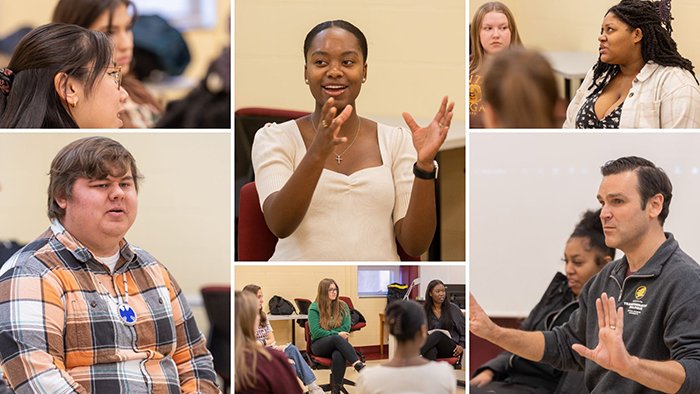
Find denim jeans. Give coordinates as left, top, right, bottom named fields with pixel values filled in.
left=285, top=344, right=317, bottom=385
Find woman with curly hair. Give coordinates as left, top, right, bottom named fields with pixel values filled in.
left=564, top=0, right=700, bottom=128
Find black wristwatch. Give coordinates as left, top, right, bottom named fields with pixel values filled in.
left=413, top=160, right=439, bottom=180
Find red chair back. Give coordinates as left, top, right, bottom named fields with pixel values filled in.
left=304, top=321, right=333, bottom=368
left=237, top=182, right=421, bottom=262
left=237, top=182, right=277, bottom=261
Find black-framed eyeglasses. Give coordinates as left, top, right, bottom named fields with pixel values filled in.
left=328, top=287, right=338, bottom=292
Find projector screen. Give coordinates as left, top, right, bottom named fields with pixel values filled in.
left=470, top=132, right=700, bottom=317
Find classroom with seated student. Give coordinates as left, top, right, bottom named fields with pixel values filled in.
left=235, top=264, right=466, bottom=393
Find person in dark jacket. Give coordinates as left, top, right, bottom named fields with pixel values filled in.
left=420, top=279, right=466, bottom=361
left=472, top=156, right=700, bottom=393
left=471, top=209, right=615, bottom=393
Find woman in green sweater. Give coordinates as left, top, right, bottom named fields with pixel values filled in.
left=308, top=278, right=365, bottom=394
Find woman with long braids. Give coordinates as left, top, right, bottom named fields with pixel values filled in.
left=564, top=0, right=700, bottom=128
left=420, top=280, right=466, bottom=361
left=308, top=278, right=365, bottom=394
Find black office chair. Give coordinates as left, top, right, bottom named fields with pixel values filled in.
left=201, top=286, right=230, bottom=393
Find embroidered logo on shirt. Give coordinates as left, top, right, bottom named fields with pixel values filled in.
left=635, top=285, right=647, bottom=300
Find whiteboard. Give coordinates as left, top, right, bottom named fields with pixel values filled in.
left=470, top=132, right=700, bottom=316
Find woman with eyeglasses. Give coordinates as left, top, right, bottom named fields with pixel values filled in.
left=420, top=280, right=465, bottom=361
left=308, top=278, right=365, bottom=394
left=0, top=23, right=127, bottom=128
left=53, top=0, right=163, bottom=128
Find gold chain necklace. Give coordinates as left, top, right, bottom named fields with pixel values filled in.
left=312, top=116, right=361, bottom=164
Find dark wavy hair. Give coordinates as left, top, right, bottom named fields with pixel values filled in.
left=600, top=156, right=673, bottom=225
left=0, top=23, right=113, bottom=128
left=590, top=0, right=697, bottom=91
left=570, top=209, right=616, bottom=266
left=303, top=20, right=368, bottom=62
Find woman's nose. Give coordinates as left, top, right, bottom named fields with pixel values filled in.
left=119, top=86, right=129, bottom=103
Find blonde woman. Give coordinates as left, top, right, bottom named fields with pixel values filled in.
left=308, top=278, right=365, bottom=394
left=235, top=291, right=302, bottom=394
left=469, top=2, right=523, bottom=127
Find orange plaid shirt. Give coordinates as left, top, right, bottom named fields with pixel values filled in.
left=0, top=220, right=220, bottom=393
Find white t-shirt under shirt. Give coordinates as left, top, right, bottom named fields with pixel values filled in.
left=356, top=362, right=457, bottom=394
left=95, top=251, right=120, bottom=273
left=252, top=119, right=416, bottom=261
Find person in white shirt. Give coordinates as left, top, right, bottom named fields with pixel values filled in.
left=563, top=0, right=700, bottom=129
left=251, top=20, right=453, bottom=261
left=357, top=300, right=457, bottom=394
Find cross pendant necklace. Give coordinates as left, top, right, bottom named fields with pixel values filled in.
left=311, top=116, right=361, bottom=165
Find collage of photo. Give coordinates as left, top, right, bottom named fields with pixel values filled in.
left=2, top=0, right=700, bottom=393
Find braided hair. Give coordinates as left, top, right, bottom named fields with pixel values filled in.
left=590, top=0, right=696, bottom=90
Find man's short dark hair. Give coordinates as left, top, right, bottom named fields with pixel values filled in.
left=48, top=136, right=143, bottom=220
left=600, top=156, right=673, bottom=225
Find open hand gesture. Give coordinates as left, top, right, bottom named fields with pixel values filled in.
left=402, top=96, right=454, bottom=166
left=572, top=293, right=634, bottom=374
left=469, top=293, right=498, bottom=342
left=309, top=97, right=354, bottom=158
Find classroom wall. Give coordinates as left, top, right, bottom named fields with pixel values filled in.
left=0, top=0, right=230, bottom=86
left=234, top=265, right=465, bottom=349
left=0, top=133, right=231, bottom=333
left=470, top=133, right=700, bottom=316
left=469, top=0, right=700, bottom=68
left=235, top=0, right=465, bottom=124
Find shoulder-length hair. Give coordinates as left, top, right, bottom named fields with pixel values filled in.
left=469, top=1, right=523, bottom=74
left=0, top=23, right=113, bottom=128
left=315, top=278, right=348, bottom=330
left=235, top=290, right=271, bottom=391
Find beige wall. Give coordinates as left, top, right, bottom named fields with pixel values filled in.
left=0, top=0, right=230, bottom=85
left=0, top=133, right=231, bottom=333
left=469, top=0, right=700, bottom=68
left=234, top=265, right=465, bottom=349
left=235, top=0, right=465, bottom=123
